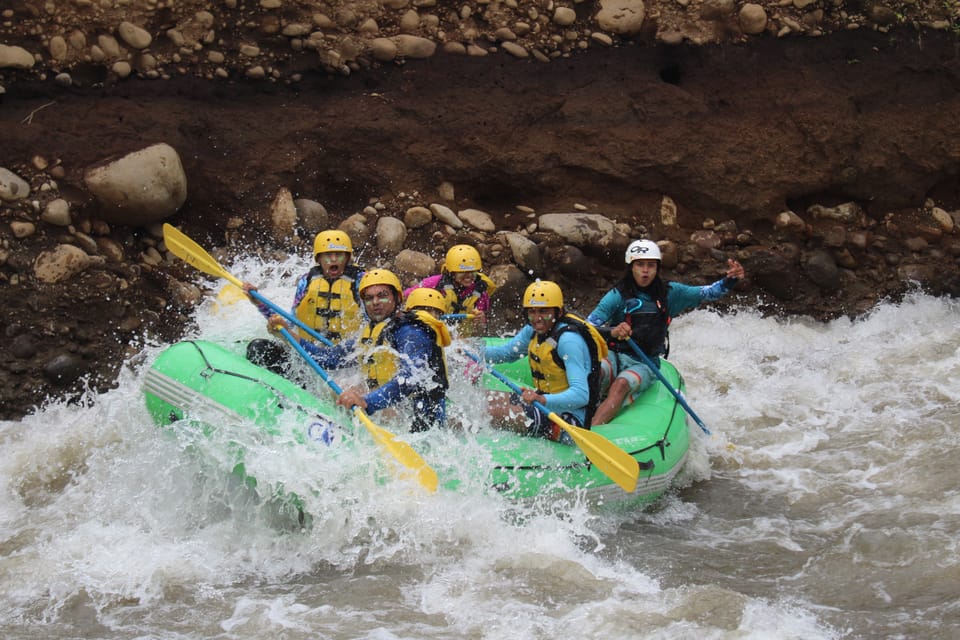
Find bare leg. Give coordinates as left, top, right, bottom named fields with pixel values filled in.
left=591, top=377, right=632, bottom=426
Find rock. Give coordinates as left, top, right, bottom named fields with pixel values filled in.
left=370, top=38, right=398, bottom=62
left=430, top=203, right=463, bottom=229
left=743, top=246, right=800, bottom=300
left=775, top=210, right=806, bottom=232
left=269, top=187, right=298, bottom=242
left=803, top=249, right=841, bottom=291
left=393, top=35, right=436, bottom=59
left=41, top=198, right=72, bottom=226
left=557, top=245, right=591, bottom=279
left=0, top=44, right=35, bottom=69
left=499, top=231, right=543, bottom=275
left=660, top=196, right=678, bottom=227
left=118, top=21, right=153, bottom=49
left=34, top=244, right=103, bottom=283
left=739, top=4, right=769, bottom=34
left=95, top=237, right=126, bottom=262
left=83, top=143, right=188, bottom=225
left=339, top=213, right=370, bottom=246
left=42, top=352, right=86, bottom=384
left=596, top=0, right=646, bottom=35
left=11, top=221, right=36, bottom=238
left=10, top=334, right=37, bottom=359
left=404, top=206, right=433, bottom=229
left=393, top=248, right=436, bottom=280
left=553, top=8, right=577, bottom=26
left=437, top=181, right=455, bottom=201
left=294, top=198, right=330, bottom=234
left=0, top=168, right=30, bottom=201
left=375, top=216, right=407, bottom=253
left=538, top=212, right=623, bottom=250
left=808, top=202, right=862, bottom=224
left=458, top=208, right=496, bottom=232
left=931, top=207, right=954, bottom=233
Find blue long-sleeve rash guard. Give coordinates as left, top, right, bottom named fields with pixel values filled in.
left=302, top=323, right=441, bottom=416
left=484, top=323, right=592, bottom=424
left=586, top=278, right=735, bottom=327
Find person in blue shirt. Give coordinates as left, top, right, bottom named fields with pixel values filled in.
left=484, top=280, right=606, bottom=444
left=587, top=239, right=745, bottom=426
left=335, top=286, right=452, bottom=432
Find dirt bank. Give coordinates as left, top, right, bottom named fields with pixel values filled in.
left=2, top=15, right=960, bottom=419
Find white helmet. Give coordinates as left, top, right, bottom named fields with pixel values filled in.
left=625, top=239, right=662, bottom=264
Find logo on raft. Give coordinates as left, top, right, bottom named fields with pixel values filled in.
left=308, top=417, right=338, bottom=446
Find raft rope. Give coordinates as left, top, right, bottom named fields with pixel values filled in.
left=184, top=340, right=337, bottom=426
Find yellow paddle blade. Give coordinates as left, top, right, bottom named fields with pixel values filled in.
left=162, top=223, right=243, bottom=288
left=355, top=408, right=439, bottom=493
left=549, top=412, right=639, bottom=493
left=164, top=223, right=440, bottom=493
left=212, top=283, right=247, bottom=313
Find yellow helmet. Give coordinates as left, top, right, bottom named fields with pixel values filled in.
left=443, top=244, right=482, bottom=272
left=313, top=230, right=353, bottom=256
left=523, top=280, right=563, bottom=309
left=404, top=287, right=448, bottom=313
left=358, top=268, right=402, bottom=297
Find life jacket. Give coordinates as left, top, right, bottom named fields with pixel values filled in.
left=435, top=272, right=496, bottom=314
left=612, top=281, right=671, bottom=358
left=527, top=313, right=608, bottom=426
left=358, top=319, right=397, bottom=389
left=295, top=265, right=362, bottom=343
left=377, top=311, right=451, bottom=393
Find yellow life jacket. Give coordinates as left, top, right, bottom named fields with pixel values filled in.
left=437, top=272, right=496, bottom=314
left=359, top=311, right=451, bottom=390
left=527, top=313, right=608, bottom=422
left=359, top=319, right=397, bottom=389
left=295, top=267, right=361, bottom=343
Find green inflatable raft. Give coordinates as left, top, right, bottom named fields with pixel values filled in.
left=143, top=339, right=691, bottom=506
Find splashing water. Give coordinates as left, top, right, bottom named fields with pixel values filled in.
left=2, top=251, right=958, bottom=639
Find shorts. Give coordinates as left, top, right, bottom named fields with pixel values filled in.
left=600, top=352, right=656, bottom=401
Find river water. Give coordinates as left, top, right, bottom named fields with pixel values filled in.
left=2, top=254, right=958, bottom=639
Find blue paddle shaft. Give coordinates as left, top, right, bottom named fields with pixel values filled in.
left=248, top=289, right=335, bottom=347
left=464, top=350, right=553, bottom=418
left=624, top=338, right=711, bottom=435
left=278, top=327, right=344, bottom=395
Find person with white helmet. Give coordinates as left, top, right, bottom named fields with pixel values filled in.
left=245, top=229, right=365, bottom=372
left=482, top=280, right=607, bottom=443
left=335, top=285, right=452, bottom=432
left=587, top=239, right=744, bottom=426
left=408, top=244, right=497, bottom=333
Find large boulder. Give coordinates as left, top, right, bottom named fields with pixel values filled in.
left=83, top=143, right=187, bottom=226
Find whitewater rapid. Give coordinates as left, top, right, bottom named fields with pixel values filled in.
left=1, top=252, right=957, bottom=639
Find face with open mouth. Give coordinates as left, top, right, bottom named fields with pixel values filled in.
left=319, top=251, right=349, bottom=278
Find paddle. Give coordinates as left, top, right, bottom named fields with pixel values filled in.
left=624, top=338, right=712, bottom=435
left=278, top=327, right=439, bottom=493
left=440, top=313, right=475, bottom=321
left=464, top=350, right=639, bottom=493
left=162, top=223, right=334, bottom=347
left=162, top=223, right=438, bottom=492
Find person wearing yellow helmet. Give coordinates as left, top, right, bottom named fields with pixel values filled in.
left=335, top=286, right=452, bottom=432
left=299, top=268, right=402, bottom=383
left=481, top=280, right=607, bottom=444
left=408, top=244, right=497, bottom=331
left=244, top=229, right=365, bottom=373
left=586, top=238, right=745, bottom=426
